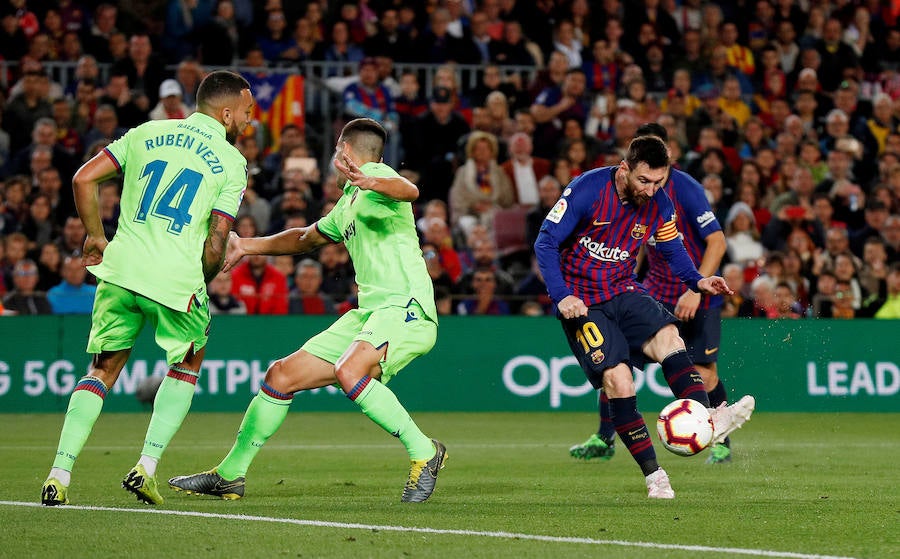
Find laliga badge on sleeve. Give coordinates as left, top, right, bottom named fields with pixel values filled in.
left=547, top=199, right=568, bottom=223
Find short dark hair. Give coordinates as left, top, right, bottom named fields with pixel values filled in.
left=625, top=135, right=669, bottom=170
left=340, top=118, right=386, bottom=160
left=196, top=70, right=251, bottom=111
left=635, top=122, right=668, bottom=142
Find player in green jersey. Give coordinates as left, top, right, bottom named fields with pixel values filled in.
left=41, top=71, right=255, bottom=506
left=168, top=118, right=447, bottom=503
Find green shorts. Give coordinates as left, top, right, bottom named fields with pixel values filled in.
left=301, top=302, right=437, bottom=384
left=87, top=280, right=210, bottom=365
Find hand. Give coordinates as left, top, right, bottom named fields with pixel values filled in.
left=81, top=235, right=108, bottom=267
left=674, top=289, right=701, bottom=321
left=221, top=231, right=246, bottom=273
left=333, top=153, right=372, bottom=190
left=557, top=295, right=588, bottom=319
left=697, top=276, right=734, bottom=296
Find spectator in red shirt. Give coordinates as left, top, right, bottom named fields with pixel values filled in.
left=230, top=254, right=289, bottom=315
left=288, top=258, right=335, bottom=315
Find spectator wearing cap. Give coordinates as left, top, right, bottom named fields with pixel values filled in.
left=406, top=86, right=471, bottom=204
left=724, top=201, right=764, bottom=265
left=149, top=79, right=192, bottom=120
left=684, top=83, right=722, bottom=148
left=2, top=259, right=52, bottom=315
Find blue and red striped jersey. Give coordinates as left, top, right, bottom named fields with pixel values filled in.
left=644, top=169, right=723, bottom=309
left=535, top=166, right=702, bottom=306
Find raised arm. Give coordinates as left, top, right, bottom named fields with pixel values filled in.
left=333, top=152, right=419, bottom=202
left=221, top=225, right=332, bottom=273
left=73, top=150, right=119, bottom=266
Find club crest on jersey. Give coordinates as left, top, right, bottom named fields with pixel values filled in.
left=547, top=198, right=567, bottom=223
left=590, top=349, right=605, bottom=364
left=631, top=223, right=647, bottom=239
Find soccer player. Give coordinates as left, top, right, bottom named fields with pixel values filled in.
left=40, top=70, right=255, bottom=506
left=570, top=122, right=737, bottom=465
left=168, top=118, right=447, bottom=503
left=534, top=135, right=754, bottom=499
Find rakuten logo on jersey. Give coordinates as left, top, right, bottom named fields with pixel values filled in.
left=578, top=236, right=631, bottom=262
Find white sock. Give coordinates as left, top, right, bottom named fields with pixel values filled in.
left=48, top=467, right=71, bottom=486
left=138, top=455, right=158, bottom=477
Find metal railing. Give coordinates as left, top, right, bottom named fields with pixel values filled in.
left=1, top=60, right=538, bottom=164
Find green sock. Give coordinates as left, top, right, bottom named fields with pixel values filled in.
left=51, top=377, right=108, bottom=471
left=351, top=377, right=434, bottom=461
left=141, top=374, right=197, bottom=460
left=217, top=390, right=291, bottom=480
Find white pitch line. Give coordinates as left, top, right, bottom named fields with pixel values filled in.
left=0, top=501, right=858, bottom=559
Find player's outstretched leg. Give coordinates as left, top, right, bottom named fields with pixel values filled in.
left=169, top=383, right=291, bottom=499
left=345, top=375, right=447, bottom=502
left=709, top=395, right=755, bottom=445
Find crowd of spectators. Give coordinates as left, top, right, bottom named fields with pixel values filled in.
left=1, top=0, right=900, bottom=320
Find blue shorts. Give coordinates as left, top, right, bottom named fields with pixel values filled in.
left=662, top=303, right=722, bottom=365
left=561, top=291, right=677, bottom=390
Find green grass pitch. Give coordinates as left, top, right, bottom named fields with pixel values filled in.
left=2, top=412, right=898, bottom=558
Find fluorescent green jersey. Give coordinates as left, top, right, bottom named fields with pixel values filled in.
left=317, top=162, right=437, bottom=322
left=90, top=112, right=247, bottom=311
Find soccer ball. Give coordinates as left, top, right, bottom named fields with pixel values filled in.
left=656, top=398, right=714, bottom=456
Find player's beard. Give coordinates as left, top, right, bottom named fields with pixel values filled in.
left=623, top=177, right=651, bottom=206
left=226, top=122, right=239, bottom=144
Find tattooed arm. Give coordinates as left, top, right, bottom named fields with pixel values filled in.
left=202, top=212, right=233, bottom=283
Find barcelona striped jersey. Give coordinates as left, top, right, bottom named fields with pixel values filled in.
left=644, top=169, right=724, bottom=309
left=535, top=166, right=702, bottom=306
